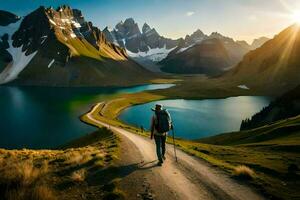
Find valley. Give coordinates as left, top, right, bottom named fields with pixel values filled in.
left=1, top=2, right=300, bottom=200
left=80, top=79, right=300, bottom=200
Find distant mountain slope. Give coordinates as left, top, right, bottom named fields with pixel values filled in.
left=208, top=32, right=251, bottom=63
left=0, top=6, right=153, bottom=86
left=240, top=84, right=300, bottom=130
left=159, top=38, right=232, bottom=75
left=225, top=24, right=300, bottom=94
left=159, top=32, right=266, bottom=75
left=251, top=36, right=270, bottom=50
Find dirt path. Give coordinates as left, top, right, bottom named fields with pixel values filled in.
left=86, top=103, right=265, bottom=200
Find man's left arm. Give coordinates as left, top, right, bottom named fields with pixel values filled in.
left=150, top=116, right=154, bottom=139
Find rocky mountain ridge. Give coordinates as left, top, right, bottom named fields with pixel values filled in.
left=0, top=6, right=153, bottom=86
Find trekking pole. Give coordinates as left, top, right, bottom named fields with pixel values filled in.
left=172, top=127, right=178, bottom=162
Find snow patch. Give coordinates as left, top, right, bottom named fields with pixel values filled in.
left=143, top=28, right=152, bottom=34
left=122, top=38, right=126, bottom=46
left=127, top=45, right=176, bottom=62
left=49, top=19, right=56, bottom=26
left=0, top=20, right=38, bottom=84
left=126, top=33, right=140, bottom=40
left=107, top=26, right=113, bottom=32
left=238, top=85, right=250, bottom=90
left=0, top=42, right=38, bottom=84
left=70, top=33, right=76, bottom=38
left=41, top=36, right=48, bottom=44
left=48, top=59, right=55, bottom=68
left=177, top=44, right=195, bottom=54
left=61, top=19, right=71, bottom=24
left=71, top=20, right=81, bottom=28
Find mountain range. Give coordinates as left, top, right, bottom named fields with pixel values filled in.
left=159, top=38, right=232, bottom=75
left=104, top=18, right=269, bottom=75
left=3, top=5, right=297, bottom=88
left=159, top=32, right=269, bottom=75
left=226, top=24, right=300, bottom=94
left=0, top=6, right=153, bottom=86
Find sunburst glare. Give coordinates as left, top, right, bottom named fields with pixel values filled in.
left=292, top=11, right=300, bottom=24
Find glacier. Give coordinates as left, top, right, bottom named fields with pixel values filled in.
left=127, top=45, right=176, bottom=62
left=0, top=18, right=38, bottom=84
left=238, top=85, right=250, bottom=90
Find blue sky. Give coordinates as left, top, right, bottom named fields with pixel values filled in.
left=1, top=0, right=300, bottom=43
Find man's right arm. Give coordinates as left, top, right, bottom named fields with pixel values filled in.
left=166, top=110, right=173, bottom=130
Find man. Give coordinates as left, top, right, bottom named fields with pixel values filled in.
left=150, top=104, right=172, bottom=166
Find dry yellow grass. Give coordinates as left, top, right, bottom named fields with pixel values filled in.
left=0, top=158, right=56, bottom=200
left=0, top=128, right=119, bottom=199
left=233, top=165, right=255, bottom=180
left=32, top=185, right=57, bottom=200
left=1, top=159, right=47, bottom=186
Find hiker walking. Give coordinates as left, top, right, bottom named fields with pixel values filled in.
left=150, top=104, right=172, bottom=166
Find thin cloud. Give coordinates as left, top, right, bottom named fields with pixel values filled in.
left=248, top=15, right=257, bottom=21
left=186, top=11, right=195, bottom=17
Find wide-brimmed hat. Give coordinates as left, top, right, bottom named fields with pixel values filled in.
left=151, top=104, right=163, bottom=111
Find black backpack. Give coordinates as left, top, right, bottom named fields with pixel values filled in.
left=155, top=110, right=171, bottom=133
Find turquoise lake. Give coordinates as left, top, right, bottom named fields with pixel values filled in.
left=119, top=96, right=272, bottom=139
left=0, top=84, right=174, bottom=149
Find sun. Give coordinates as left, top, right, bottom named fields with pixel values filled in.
left=291, top=11, right=300, bottom=24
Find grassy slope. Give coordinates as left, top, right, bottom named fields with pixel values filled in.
left=0, top=128, right=124, bottom=200
left=200, top=115, right=300, bottom=145
left=153, top=75, right=266, bottom=99
left=81, top=83, right=300, bottom=200
left=185, top=116, right=300, bottom=200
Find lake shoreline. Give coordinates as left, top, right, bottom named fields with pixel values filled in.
left=80, top=92, right=299, bottom=200
left=80, top=86, right=272, bottom=141
left=118, top=96, right=272, bottom=140
left=0, top=83, right=175, bottom=149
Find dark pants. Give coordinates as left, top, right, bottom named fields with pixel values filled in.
left=154, top=135, right=166, bottom=162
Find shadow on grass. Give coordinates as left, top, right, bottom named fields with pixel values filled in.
left=54, top=159, right=159, bottom=191
left=87, top=160, right=159, bottom=187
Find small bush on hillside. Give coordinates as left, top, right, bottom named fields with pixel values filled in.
left=70, top=169, right=86, bottom=182
left=233, top=165, right=255, bottom=180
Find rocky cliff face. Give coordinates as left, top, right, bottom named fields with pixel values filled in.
left=103, top=18, right=179, bottom=62
left=0, top=6, right=152, bottom=86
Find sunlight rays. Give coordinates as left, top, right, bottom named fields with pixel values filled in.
left=270, top=25, right=300, bottom=81
left=266, top=0, right=300, bottom=82
left=279, top=0, right=300, bottom=24
left=292, top=12, right=300, bottom=23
